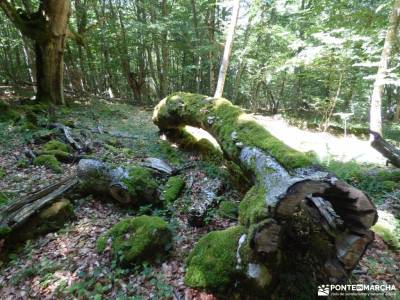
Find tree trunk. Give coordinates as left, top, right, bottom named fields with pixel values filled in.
left=35, top=39, right=66, bottom=104
left=214, top=0, right=240, bottom=98
left=153, top=93, right=377, bottom=298
left=370, top=0, right=400, bottom=135
left=0, top=0, right=71, bottom=104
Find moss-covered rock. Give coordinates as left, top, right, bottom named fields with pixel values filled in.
left=96, top=215, right=172, bottom=265
left=218, top=200, right=238, bottom=219
left=42, top=140, right=69, bottom=153
left=162, top=176, right=185, bottom=203
left=185, top=226, right=245, bottom=291
left=33, top=155, right=62, bottom=173
left=122, top=166, right=158, bottom=203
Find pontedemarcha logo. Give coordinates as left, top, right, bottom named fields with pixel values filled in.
left=318, top=285, right=330, bottom=296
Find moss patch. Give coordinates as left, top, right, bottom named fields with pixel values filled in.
left=162, top=176, right=185, bottom=203
left=185, top=226, right=245, bottom=291
left=96, top=215, right=172, bottom=265
left=33, top=155, right=62, bottom=173
left=0, top=167, right=5, bottom=179
left=372, top=211, right=400, bottom=249
left=218, top=200, right=238, bottom=219
left=239, top=185, right=268, bottom=226
left=122, top=166, right=158, bottom=203
left=42, top=140, right=69, bottom=153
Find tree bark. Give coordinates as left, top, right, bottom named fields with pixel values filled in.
left=370, top=0, right=400, bottom=135
left=370, top=130, right=400, bottom=167
left=0, top=0, right=71, bottom=105
left=153, top=93, right=378, bottom=297
left=214, top=0, right=240, bottom=98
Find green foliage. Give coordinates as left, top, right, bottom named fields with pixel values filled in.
left=162, top=175, right=185, bottom=203
left=185, top=226, right=245, bottom=291
left=218, top=200, right=238, bottom=220
left=96, top=215, right=172, bottom=265
left=325, top=160, right=400, bottom=204
left=33, top=154, right=62, bottom=173
left=11, top=258, right=61, bottom=285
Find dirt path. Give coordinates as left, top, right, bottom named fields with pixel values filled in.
left=254, top=115, right=387, bottom=165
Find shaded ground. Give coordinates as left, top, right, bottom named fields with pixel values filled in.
left=0, top=96, right=399, bottom=299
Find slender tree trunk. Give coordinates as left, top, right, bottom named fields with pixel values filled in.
left=207, top=0, right=217, bottom=95
left=370, top=0, right=400, bottom=135
left=214, top=0, right=240, bottom=98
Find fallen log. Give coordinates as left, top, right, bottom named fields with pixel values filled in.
left=153, top=93, right=378, bottom=298
left=370, top=130, right=400, bottom=167
left=0, top=158, right=173, bottom=248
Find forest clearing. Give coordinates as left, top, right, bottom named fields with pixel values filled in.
left=0, top=0, right=400, bottom=299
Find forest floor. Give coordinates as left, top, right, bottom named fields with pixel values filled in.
left=0, top=93, right=399, bottom=299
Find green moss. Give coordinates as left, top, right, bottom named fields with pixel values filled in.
left=382, top=181, right=397, bottom=192
left=39, top=150, right=70, bottom=162
left=0, top=167, right=5, bottom=179
left=16, top=159, right=29, bottom=168
left=185, top=226, right=245, bottom=291
left=122, top=166, right=158, bottom=201
left=372, top=212, right=400, bottom=249
left=0, top=192, right=9, bottom=206
left=239, top=185, right=268, bottom=226
left=33, top=155, right=62, bottom=173
left=0, top=226, right=11, bottom=239
left=42, top=140, right=69, bottom=153
left=163, top=176, right=185, bottom=203
left=154, top=93, right=315, bottom=170
left=0, top=101, right=20, bottom=122
left=96, top=215, right=172, bottom=265
left=218, top=200, right=238, bottom=219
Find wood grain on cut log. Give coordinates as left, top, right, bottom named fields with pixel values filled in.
left=153, top=93, right=378, bottom=297
left=370, top=130, right=400, bottom=167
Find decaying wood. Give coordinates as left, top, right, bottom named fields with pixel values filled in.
left=185, top=175, right=223, bottom=226
left=51, top=123, right=92, bottom=153
left=140, top=157, right=176, bottom=175
left=1, top=157, right=175, bottom=242
left=153, top=93, right=378, bottom=296
left=0, top=176, right=78, bottom=231
left=370, top=130, right=400, bottom=167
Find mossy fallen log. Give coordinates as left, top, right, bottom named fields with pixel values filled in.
left=0, top=158, right=174, bottom=249
left=153, top=93, right=378, bottom=298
